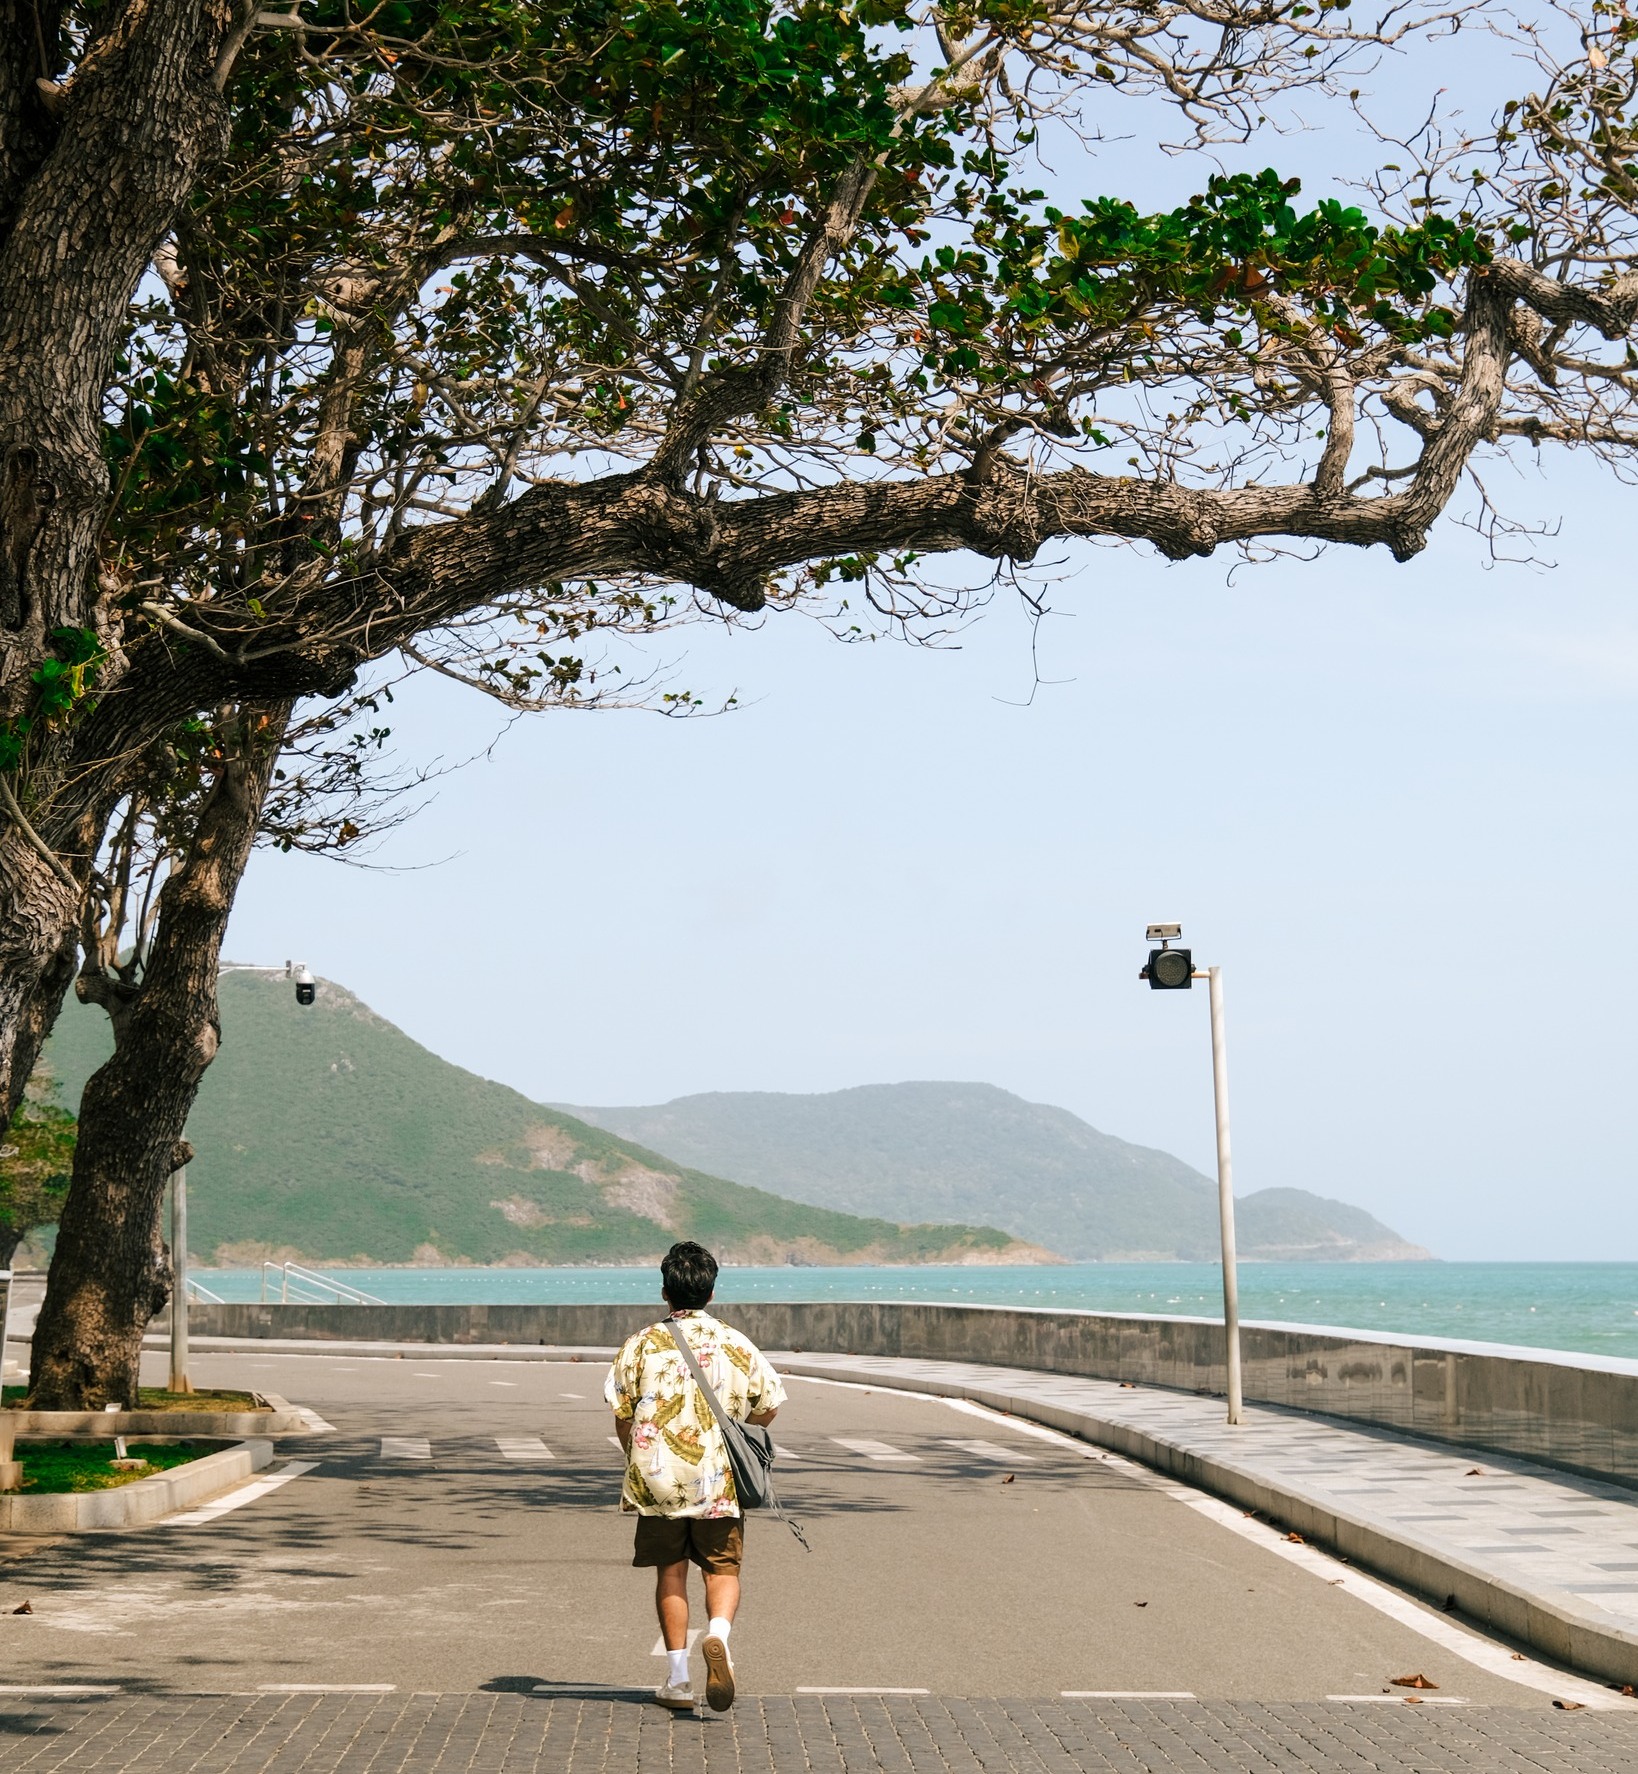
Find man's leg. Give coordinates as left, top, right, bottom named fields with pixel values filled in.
left=701, top=1567, right=740, bottom=1712
left=702, top=1571, right=740, bottom=1630
left=655, top=1559, right=692, bottom=1649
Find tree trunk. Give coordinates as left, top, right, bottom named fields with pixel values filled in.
left=0, top=2, right=238, bottom=1122
left=27, top=706, right=288, bottom=1408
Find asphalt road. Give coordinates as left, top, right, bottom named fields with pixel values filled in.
left=0, top=1351, right=1590, bottom=1703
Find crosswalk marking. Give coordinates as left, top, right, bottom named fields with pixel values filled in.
left=259, top=1684, right=396, bottom=1694
left=796, top=1687, right=930, bottom=1696
left=168, top=1461, right=320, bottom=1525
left=1326, top=1695, right=1469, bottom=1706
left=944, top=1438, right=1035, bottom=1464
left=0, top=1686, right=120, bottom=1696
left=773, top=1444, right=800, bottom=1461
left=1062, top=1690, right=1195, bottom=1699
left=380, top=1437, right=430, bottom=1460
left=495, top=1436, right=553, bottom=1461
left=832, top=1437, right=919, bottom=1462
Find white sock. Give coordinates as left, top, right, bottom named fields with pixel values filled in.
left=707, top=1616, right=732, bottom=1648
left=666, top=1648, right=689, bottom=1686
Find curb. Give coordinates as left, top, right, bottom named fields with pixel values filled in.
left=138, top=1334, right=618, bottom=1364
left=4, top=1403, right=307, bottom=1437
left=775, top=1355, right=1638, bottom=1692
left=0, top=1438, right=275, bottom=1532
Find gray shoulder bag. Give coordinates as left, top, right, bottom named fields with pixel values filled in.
left=669, top=1321, right=809, bottom=1549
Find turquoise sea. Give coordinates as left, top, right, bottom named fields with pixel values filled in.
left=193, top=1261, right=1638, bottom=1363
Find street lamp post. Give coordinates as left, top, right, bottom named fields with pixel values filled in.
left=1141, top=924, right=1244, bottom=1425
left=170, top=1165, right=193, bottom=1395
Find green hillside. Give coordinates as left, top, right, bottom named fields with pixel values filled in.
left=560, top=1083, right=1432, bottom=1262
left=38, top=973, right=1049, bottom=1267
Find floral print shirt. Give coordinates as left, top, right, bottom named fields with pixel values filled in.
left=605, top=1311, right=787, bottom=1518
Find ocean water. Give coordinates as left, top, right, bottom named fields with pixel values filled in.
left=194, top=1261, right=1638, bottom=1362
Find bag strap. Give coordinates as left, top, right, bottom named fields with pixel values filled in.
left=667, top=1318, right=732, bottom=1435
left=664, top=1316, right=810, bottom=1553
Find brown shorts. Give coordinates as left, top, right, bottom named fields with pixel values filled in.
left=631, top=1514, right=744, bottom=1574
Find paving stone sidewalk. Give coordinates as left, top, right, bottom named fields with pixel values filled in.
left=777, top=1352, right=1638, bottom=1680
left=3, top=1693, right=1637, bottom=1774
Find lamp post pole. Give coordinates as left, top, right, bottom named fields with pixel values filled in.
left=1141, top=924, right=1243, bottom=1426
left=1205, top=965, right=1243, bottom=1425
left=169, top=1165, right=192, bottom=1395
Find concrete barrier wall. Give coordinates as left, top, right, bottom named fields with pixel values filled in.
left=188, top=1300, right=1638, bottom=1489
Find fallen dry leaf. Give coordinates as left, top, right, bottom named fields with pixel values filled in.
left=1134, top=1601, right=1149, bottom=1608
left=1284, top=1532, right=1305, bottom=1544
left=1329, top=1579, right=1345, bottom=1586
left=1554, top=1700, right=1585, bottom=1711
left=1119, top=1382, right=1136, bottom=1390
left=1464, top=1468, right=1483, bottom=1477
left=11, top=1600, right=32, bottom=1615
left=1404, top=1697, right=1423, bottom=1706
left=1391, top=1674, right=1439, bottom=1690
left=1512, top=1654, right=1528, bottom=1662
left=1001, top=1474, right=1015, bottom=1484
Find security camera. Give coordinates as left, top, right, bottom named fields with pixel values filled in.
left=287, top=960, right=316, bottom=1006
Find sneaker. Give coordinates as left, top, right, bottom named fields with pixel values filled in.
left=701, top=1635, right=735, bottom=1712
left=656, top=1678, right=697, bottom=1710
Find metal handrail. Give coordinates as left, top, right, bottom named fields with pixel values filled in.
left=184, top=1276, right=225, bottom=1304
left=258, top=1260, right=382, bottom=1305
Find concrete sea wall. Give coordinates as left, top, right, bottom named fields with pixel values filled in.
left=188, top=1299, right=1638, bottom=1489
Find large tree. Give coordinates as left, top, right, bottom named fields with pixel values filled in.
left=7, top=0, right=1638, bottom=1400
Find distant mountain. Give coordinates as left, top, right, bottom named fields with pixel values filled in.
left=559, top=1083, right=1432, bottom=1262
left=38, top=977, right=1051, bottom=1268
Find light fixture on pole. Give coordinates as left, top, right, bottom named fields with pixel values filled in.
left=1140, top=922, right=1243, bottom=1425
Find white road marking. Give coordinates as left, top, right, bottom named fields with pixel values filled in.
left=0, top=1686, right=119, bottom=1696
left=607, top=1435, right=623, bottom=1449
left=167, top=1461, right=320, bottom=1525
left=796, top=1687, right=930, bottom=1696
left=773, top=1444, right=800, bottom=1461
left=651, top=1630, right=702, bottom=1656
left=490, top=1381, right=518, bottom=1387
left=832, top=1437, right=918, bottom=1462
left=1326, top=1694, right=1469, bottom=1706
left=1062, top=1690, right=1195, bottom=1699
left=495, top=1436, right=553, bottom=1461
left=258, top=1684, right=396, bottom=1693
left=560, top=1392, right=583, bottom=1399
left=379, top=1437, right=430, bottom=1460
left=930, top=1393, right=1638, bottom=1714
left=945, top=1438, right=1035, bottom=1464
left=293, top=1407, right=335, bottom=1432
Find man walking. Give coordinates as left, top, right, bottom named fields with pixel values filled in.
left=605, top=1240, right=786, bottom=1712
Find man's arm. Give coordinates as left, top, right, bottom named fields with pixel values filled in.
left=746, top=1407, right=778, bottom=1426
left=614, top=1415, right=633, bottom=1453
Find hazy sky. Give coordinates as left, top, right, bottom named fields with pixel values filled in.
left=225, top=26, right=1638, bottom=1264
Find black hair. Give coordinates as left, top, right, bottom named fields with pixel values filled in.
left=661, top=1240, right=718, bottom=1311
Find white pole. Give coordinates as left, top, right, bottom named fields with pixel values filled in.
left=169, top=1166, right=192, bottom=1394
left=0, top=1266, right=13, bottom=1395
left=1207, top=966, right=1244, bottom=1425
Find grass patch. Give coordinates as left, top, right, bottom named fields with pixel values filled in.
left=15, top=1441, right=212, bottom=1493
left=2, top=1386, right=262, bottom=1411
